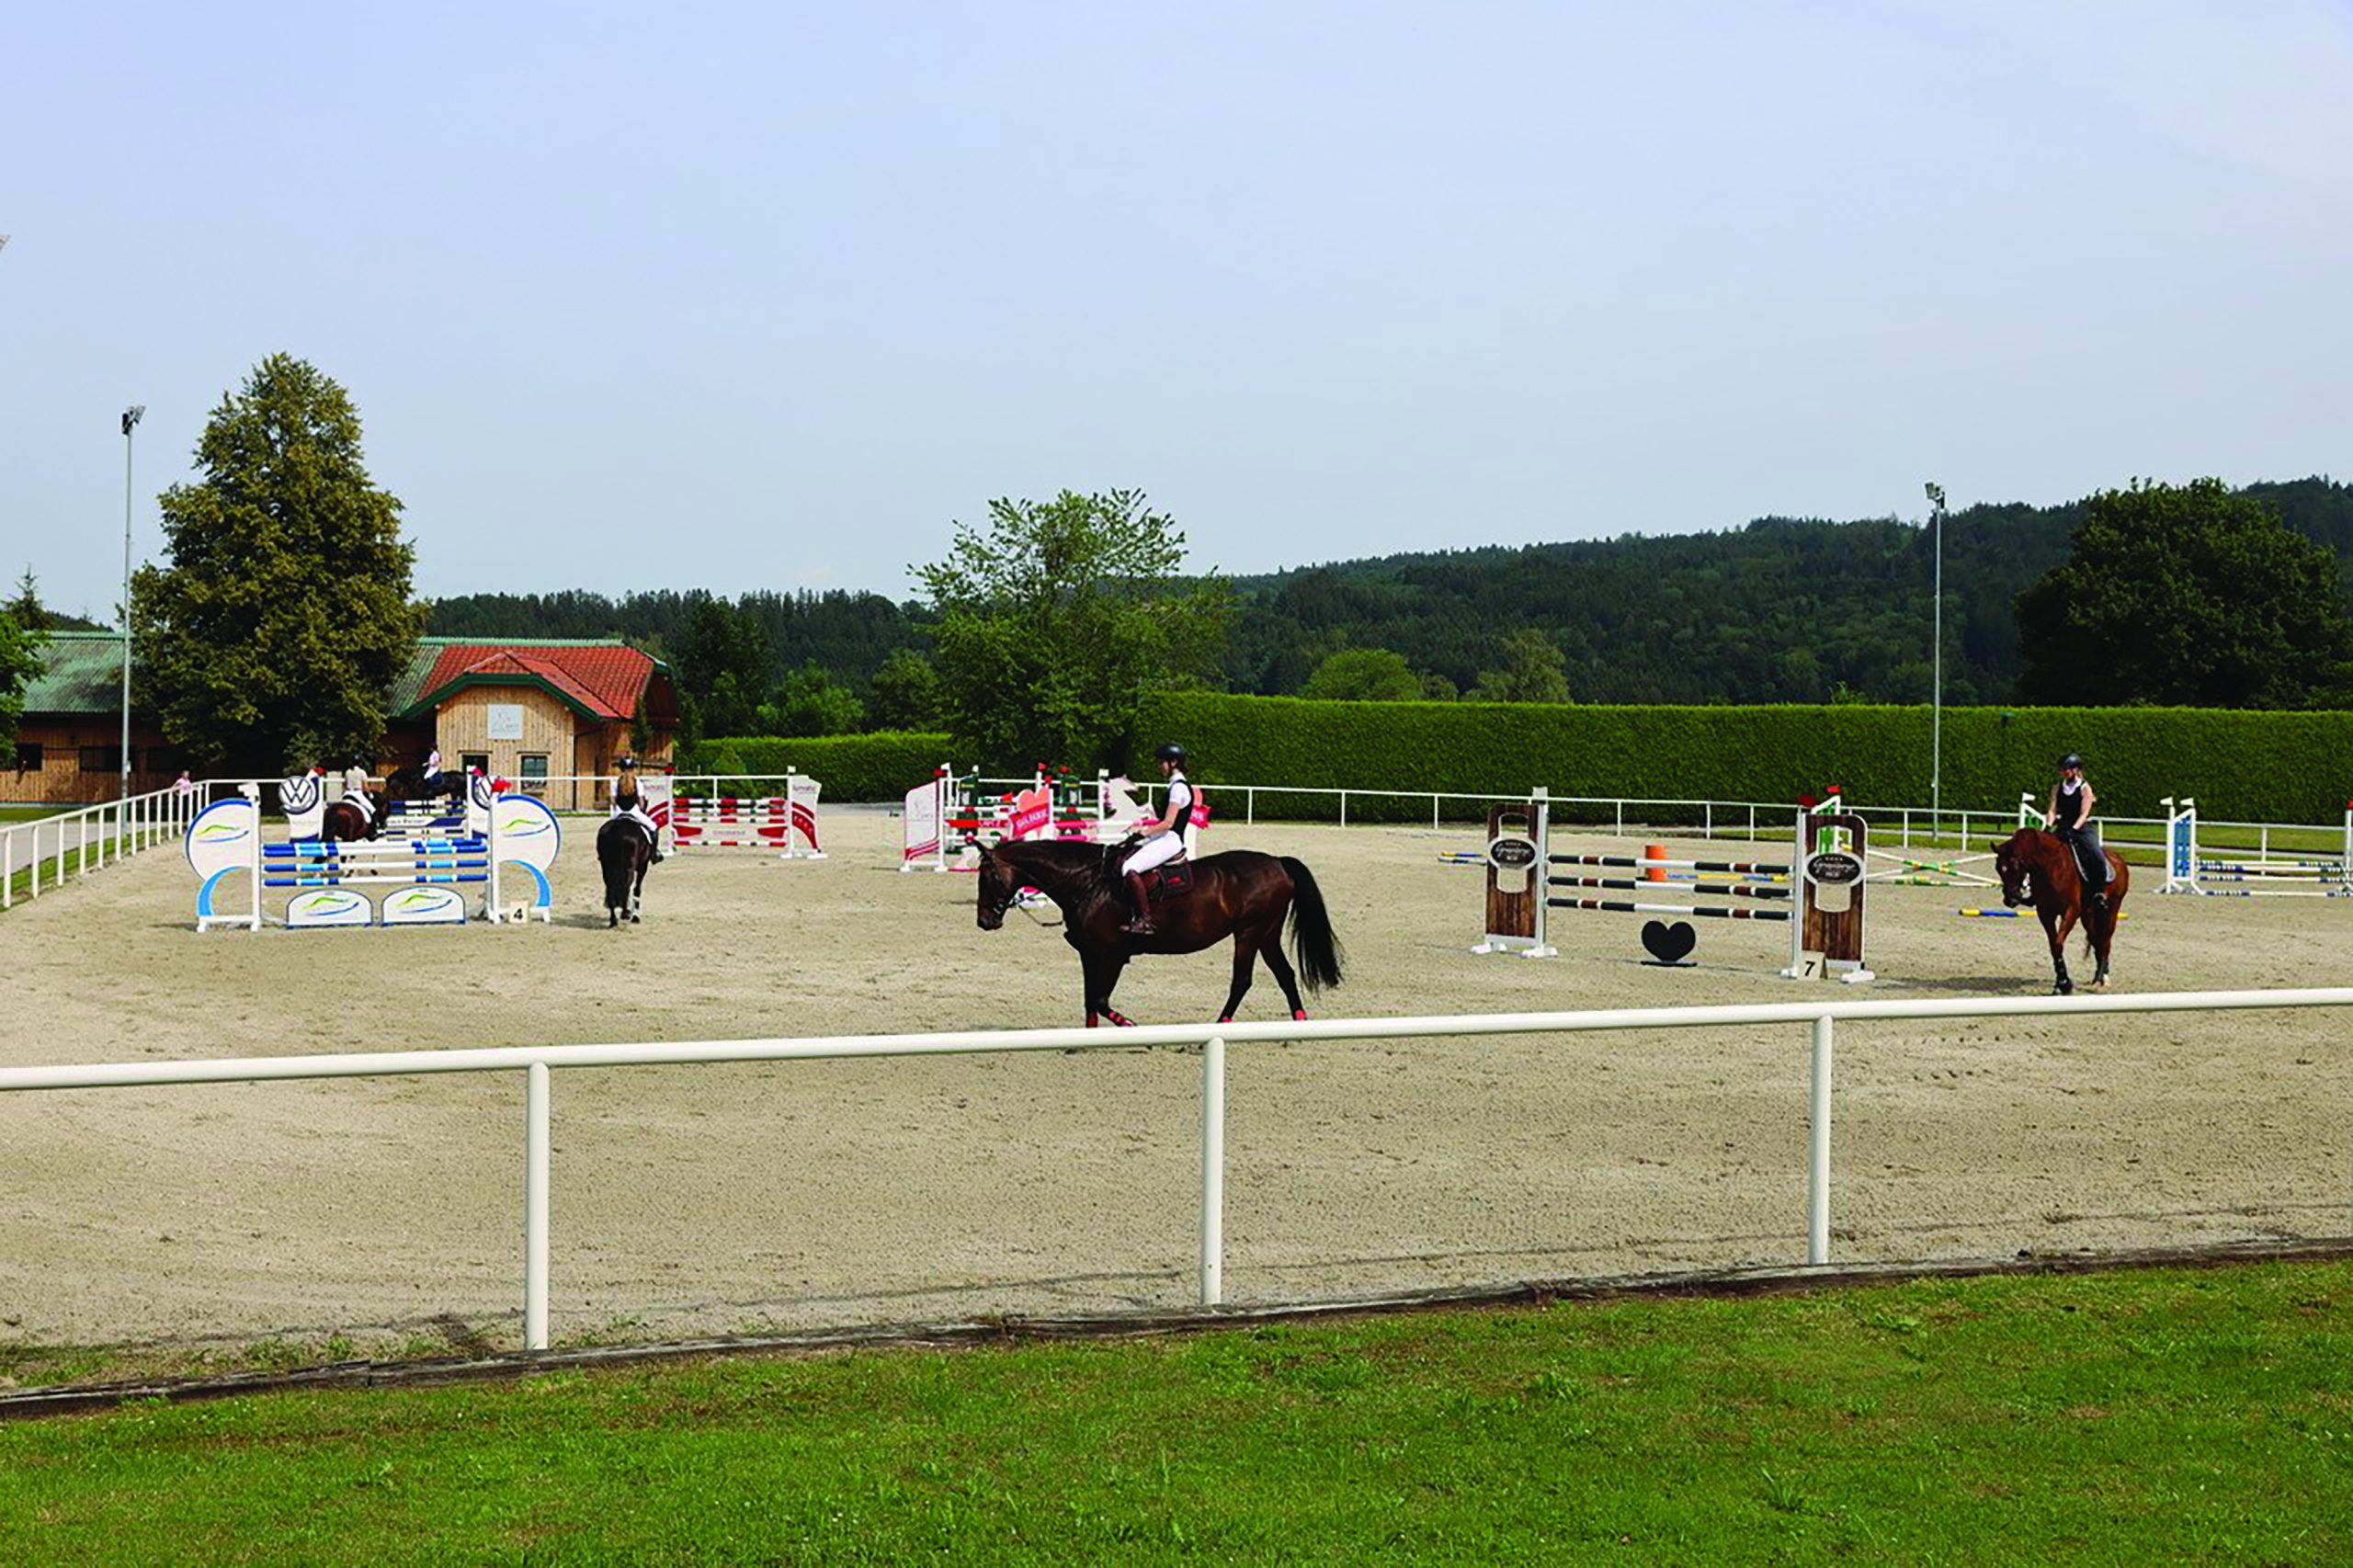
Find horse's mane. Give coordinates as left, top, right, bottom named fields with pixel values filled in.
left=988, top=837, right=1125, bottom=908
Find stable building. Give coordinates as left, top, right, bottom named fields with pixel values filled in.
left=7, top=634, right=678, bottom=810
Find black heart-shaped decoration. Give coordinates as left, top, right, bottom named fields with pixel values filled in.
left=1641, top=919, right=1697, bottom=966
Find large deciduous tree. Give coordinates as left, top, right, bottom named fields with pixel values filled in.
left=668, top=595, right=771, bottom=738
left=0, top=605, right=41, bottom=769
left=915, top=489, right=1233, bottom=769
left=2014, top=479, right=2353, bottom=708
left=129, top=355, right=422, bottom=774
left=1302, top=647, right=1423, bottom=701
left=1469, top=628, right=1572, bottom=703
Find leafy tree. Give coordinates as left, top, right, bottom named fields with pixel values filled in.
left=867, top=647, right=944, bottom=730
left=1469, top=629, right=1572, bottom=703
left=669, top=597, right=769, bottom=735
left=758, top=661, right=864, bottom=736
left=0, top=605, right=42, bottom=768
left=128, top=354, right=421, bottom=774
left=1302, top=647, right=1422, bottom=701
left=2015, top=479, right=2353, bottom=707
left=915, top=489, right=1233, bottom=768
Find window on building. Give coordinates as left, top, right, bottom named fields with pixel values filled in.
left=11, top=742, right=41, bottom=773
left=147, top=745, right=183, bottom=777
left=518, top=754, right=550, bottom=795
left=460, top=752, right=490, bottom=779
left=80, top=745, right=125, bottom=774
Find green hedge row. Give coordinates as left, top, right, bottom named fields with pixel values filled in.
left=1127, top=694, right=2353, bottom=826
left=682, top=732, right=951, bottom=801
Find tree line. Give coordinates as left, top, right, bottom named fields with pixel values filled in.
left=4, top=352, right=2347, bottom=778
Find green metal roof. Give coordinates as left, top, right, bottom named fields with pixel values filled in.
left=26, top=633, right=667, bottom=720
left=20, top=631, right=133, bottom=715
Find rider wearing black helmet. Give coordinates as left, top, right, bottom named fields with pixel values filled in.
left=1121, top=744, right=1195, bottom=934
left=2044, top=753, right=2107, bottom=904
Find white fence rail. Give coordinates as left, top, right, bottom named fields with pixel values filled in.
left=4, top=989, right=2348, bottom=1351
left=1, top=783, right=202, bottom=912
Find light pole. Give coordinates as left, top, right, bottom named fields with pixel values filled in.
left=1924, top=482, right=1947, bottom=840
left=121, top=406, right=143, bottom=832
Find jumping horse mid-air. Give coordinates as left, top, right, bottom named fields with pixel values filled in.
left=974, top=838, right=1343, bottom=1026
left=1992, top=826, right=2131, bottom=994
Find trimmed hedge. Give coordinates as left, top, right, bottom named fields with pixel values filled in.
left=682, top=732, right=951, bottom=802
left=1128, top=694, right=2353, bottom=826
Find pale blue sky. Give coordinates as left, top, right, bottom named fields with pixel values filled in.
left=5, top=1, right=2348, bottom=617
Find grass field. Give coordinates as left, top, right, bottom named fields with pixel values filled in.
left=3, top=1261, right=2346, bottom=1563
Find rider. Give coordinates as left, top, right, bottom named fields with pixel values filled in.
left=2045, top=753, right=2108, bottom=905
left=1121, top=744, right=1196, bottom=935
left=340, top=754, right=376, bottom=825
left=612, top=756, right=665, bottom=862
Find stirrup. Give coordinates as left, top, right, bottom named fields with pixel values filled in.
left=1123, top=915, right=1154, bottom=935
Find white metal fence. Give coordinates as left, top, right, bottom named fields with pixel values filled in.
left=2, top=988, right=2347, bottom=1351
left=1, top=783, right=201, bottom=912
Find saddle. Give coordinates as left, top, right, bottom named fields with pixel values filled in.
left=1137, top=858, right=1192, bottom=903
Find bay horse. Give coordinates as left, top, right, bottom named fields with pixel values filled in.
left=321, top=792, right=383, bottom=844
left=975, top=838, right=1343, bottom=1027
left=597, top=815, right=655, bottom=927
left=1992, top=827, right=2131, bottom=994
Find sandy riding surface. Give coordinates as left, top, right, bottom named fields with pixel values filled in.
left=2, top=807, right=2347, bottom=1355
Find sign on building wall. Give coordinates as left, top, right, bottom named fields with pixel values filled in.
left=487, top=704, right=525, bottom=741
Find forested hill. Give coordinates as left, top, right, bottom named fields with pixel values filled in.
left=1222, top=477, right=2350, bottom=704
left=426, top=476, right=2350, bottom=706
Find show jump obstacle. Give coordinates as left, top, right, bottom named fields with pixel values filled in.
left=901, top=767, right=1183, bottom=871
left=1472, top=788, right=1872, bottom=983
left=186, top=772, right=562, bottom=930
left=2157, top=795, right=2353, bottom=898
left=663, top=772, right=824, bottom=858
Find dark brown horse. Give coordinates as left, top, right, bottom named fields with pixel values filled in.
left=597, top=815, right=655, bottom=926
left=322, top=792, right=383, bottom=844
left=1993, top=828, right=2131, bottom=994
left=976, top=838, right=1343, bottom=1027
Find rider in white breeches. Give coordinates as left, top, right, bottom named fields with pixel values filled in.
left=1121, top=744, right=1197, bottom=934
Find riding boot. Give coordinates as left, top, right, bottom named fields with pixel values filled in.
left=1124, top=873, right=1155, bottom=934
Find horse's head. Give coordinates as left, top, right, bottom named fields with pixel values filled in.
left=1993, top=829, right=2038, bottom=908
left=974, top=843, right=1017, bottom=930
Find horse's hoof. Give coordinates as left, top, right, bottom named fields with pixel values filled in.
left=2052, top=981, right=2074, bottom=995
left=629, top=914, right=641, bottom=924
left=608, top=915, right=618, bottom=928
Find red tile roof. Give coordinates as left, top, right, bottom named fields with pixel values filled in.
left=415, top=643, right=658, bottom=719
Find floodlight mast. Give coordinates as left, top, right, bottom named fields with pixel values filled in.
left=1925, top=482, right=1947, bottom=837
left=121, top=406, right=145, bottom=824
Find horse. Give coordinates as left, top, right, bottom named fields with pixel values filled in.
left=974, top=838, right=1343, bottom=1027
left=1992, top=827, right=2131, bottom=994
left=385, top=762, right=466, bottom=804
left=321, top=792, right=383, bottom=844
left=597, top=815, right=655, bottom=927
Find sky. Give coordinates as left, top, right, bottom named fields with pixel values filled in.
left=4, top=0, right=2349, bottom=618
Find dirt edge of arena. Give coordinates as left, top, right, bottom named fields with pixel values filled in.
left=7, top=1236, right=2348, bottom=1422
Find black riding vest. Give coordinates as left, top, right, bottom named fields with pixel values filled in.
left=2055, top=778, right=2092, bottom=831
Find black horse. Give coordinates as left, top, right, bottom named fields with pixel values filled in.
left=597, top=815, right=655, bottom=927
left=976, top=838, right=1343, bottom=1027
left=385, top=763, right=468, bottom=810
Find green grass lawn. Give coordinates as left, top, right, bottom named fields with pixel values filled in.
left=2, top=1262, right=2346, bottom=1563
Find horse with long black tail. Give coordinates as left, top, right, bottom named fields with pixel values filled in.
left=1993, top=826, right=2131, bottom=994
left=597, top=815, right=656, bottom=926
left=975, top=839, right=1343, bottom=1026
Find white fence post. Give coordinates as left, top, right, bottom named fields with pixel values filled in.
left=1200, top=1035, right=1225, bottom=1307
left=525, top=1062, right=551, bottom=1351
left=1808, top=1014, right=1834, bottom=1266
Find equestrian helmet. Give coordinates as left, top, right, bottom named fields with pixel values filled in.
left=1154, top=743, right=1188, bottom=765
left=2059, top=753, right=2083, bottom=771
